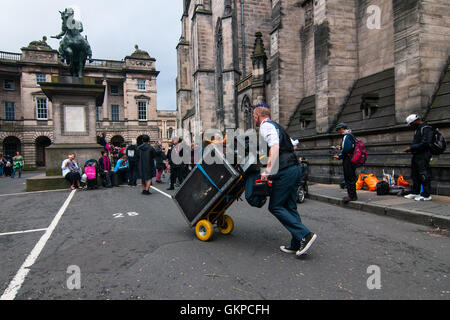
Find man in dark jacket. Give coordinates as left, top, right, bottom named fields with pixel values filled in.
left=334, top=123, right=357, bottom=203
left=137, top=135, right=156, bottom=195
left=404, top=114, right=434, bottom=201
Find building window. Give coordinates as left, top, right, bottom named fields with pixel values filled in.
left=299, top=110, right=313, bottom=129
left=96, top=106, right=101, bottom=122
left=138, top=101, right=147, bottom=121
left=360, top=93, right=379, bottom=120
left=4, top=79, right=15, bottom=91
left=110, top=85, right=119, bottom=96
left=137, top=79, right=146, bottom=91
left=111, top=105, right=120, bottom=122
left=36, top=98, right=48, bottom=120
left=4, top=102, right=15, bottom=121
left=36, top=74, right=46, bottom=86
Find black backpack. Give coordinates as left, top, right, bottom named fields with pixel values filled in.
left=376, top=181, right=390, bottom=196
left=423, top=126, right=447, bottom=155
left=126, top=145, right=138, bottom=161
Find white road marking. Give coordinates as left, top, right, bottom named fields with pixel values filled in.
left=0, top=189, right=69, bottom=198
left=0, top=189, right=77, bottom=301
left=150, top=186, right=173, bottom=199
left=0, top=228, right=47, bottom=237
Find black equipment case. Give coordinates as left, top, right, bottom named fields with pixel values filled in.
left=172, top=144, right=253, bottom=241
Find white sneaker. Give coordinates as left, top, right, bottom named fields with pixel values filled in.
left=404, top=194, right=419, bottom=200
left=415, top=196, right=432, bottom=201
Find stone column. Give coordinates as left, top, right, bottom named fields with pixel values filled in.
left=394, top=0, right=450, bottom=122
left=314, top=0, right=358, bottom=133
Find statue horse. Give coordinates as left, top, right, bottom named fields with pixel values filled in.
left=52, top=8, right=93, bottom=78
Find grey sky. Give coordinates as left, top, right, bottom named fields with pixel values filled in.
left=0, top=0, right=183, bottom=110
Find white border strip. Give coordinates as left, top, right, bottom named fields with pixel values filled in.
left=0, top=189, right=69, bottom=198
left=1, top=189, right=77, bottom=300
left=0, top=229, right=47, bottom=237
left=150, top=186, right=173, bottom=199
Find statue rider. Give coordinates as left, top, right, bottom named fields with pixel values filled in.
left=52, top=8, right=93, bottom=77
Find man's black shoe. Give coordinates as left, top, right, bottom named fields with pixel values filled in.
left=296, top=233, right=318, bottom=257
left=280, top=246, right=299, bottom=254
left=142, top=190, right=151, bottom=195
left=342, top=196, right=357, bottom=204
left=167, top=187, right=175, bottom=191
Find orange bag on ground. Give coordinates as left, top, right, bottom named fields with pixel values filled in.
left=364, top=174, right=380, bottom=192
left=398, top=175, right=410, bottom=187
left=356, top=174, right=368, bottom=190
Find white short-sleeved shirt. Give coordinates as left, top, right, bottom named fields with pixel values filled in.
left=260, top=119, right=280, bottom=148
left=61, top=159, right=71, bottom=177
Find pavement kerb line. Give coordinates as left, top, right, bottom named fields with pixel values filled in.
left=0, top=189, right=77, bottom=301
left=0, top=189, right=69, bottom=198
left=308, top=193, right=450, bottom=229
left=150, top=186, right=173, bottom=199
left=0, top=228, right=48, bottom=237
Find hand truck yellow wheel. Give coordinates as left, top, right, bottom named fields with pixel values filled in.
left=218, top=215, right=234, bottom=235
left=195, top=219, right=214, bottom=242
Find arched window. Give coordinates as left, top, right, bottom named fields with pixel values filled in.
left=242, top=95, right=253, bottom=130
left=2, top=136, right=21, bottom=157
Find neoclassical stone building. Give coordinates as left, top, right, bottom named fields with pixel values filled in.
left=177, top=0, right=450, bottom=194
left=0, top=39, right=176, bottom=169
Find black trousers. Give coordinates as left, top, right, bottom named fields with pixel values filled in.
left=128, top=161, right=138, bottom=185
left=170, top=165, right=179, bottom=188
left=343, top=156, right=357, bottom=199
left=65, top=172, right=81, bottom=186
left=411, top=153, right=432, bottom=197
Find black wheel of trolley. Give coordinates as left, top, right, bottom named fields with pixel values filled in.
left=218, top=215, right=234, bottom=235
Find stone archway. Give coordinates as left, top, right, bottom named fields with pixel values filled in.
left=2, top=136, right=21, bottom=158
left=35, top=136, right=52, bottom=167
left=110, top=135, right=125, bottom=148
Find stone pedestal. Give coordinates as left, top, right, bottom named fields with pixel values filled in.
left=39, top=76, right=105, bottom=176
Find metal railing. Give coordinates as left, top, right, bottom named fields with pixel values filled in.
left=0, top=51, right=22, bottom=61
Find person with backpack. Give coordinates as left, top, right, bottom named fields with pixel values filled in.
left=403, top=114, right=434, bottom=201
left=334, top=123, right=358, bottom=203
left=254, top=103, right=317, bottom=258
left=126, top=143, right=138, bottom=186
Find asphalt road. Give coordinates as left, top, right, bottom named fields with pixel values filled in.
left=0, top=180, right=449, bottom=300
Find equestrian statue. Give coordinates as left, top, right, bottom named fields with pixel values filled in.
left=52, top=8, right=93, bottom=77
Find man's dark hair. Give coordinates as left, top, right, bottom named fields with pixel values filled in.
left=142, top=135, right=150, bottom=143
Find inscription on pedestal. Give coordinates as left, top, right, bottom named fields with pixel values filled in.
left=64, top=106, right=86, bottom=133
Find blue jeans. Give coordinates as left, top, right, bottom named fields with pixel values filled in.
left=12, top=166, right=22, bottom=178
left=269, top=165, right=311, bottom=249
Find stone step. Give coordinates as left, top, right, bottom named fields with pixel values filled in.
left=26, top=174, right=126, bottom=192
